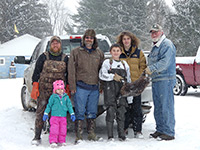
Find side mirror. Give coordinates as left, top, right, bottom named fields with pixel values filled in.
left=14, top=56, right=30, bottom=64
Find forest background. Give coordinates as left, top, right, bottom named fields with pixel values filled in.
left=0, top=0, right=199, bottom=56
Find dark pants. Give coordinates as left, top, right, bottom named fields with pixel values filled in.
left=106, top=105, right=126, bottom=138
left=124, top=95, right=143, bottom=132
left=34, top=89, right=52, bottom=140
left=103, top=68, right=127, bottom=138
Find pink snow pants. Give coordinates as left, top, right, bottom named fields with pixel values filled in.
left=49, top=116, right=67, bottom=144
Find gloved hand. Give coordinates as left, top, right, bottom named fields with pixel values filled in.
left=70, top=114, right=76, bottom=122
left=31, top=82, right=40, bottom=100
left=145, top=67, right=152, bottom=75
left=66, top=84, right=71, bottom=98
left=113, top=73, right=124, bottom=82
left=43, top=114, right=48, bottom=121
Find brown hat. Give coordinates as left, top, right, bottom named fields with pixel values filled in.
left=50, top=36, right=61, bottom=44
left=150, top=24, right=162, bottom=33
left=84, top=29, right=96, bottom=37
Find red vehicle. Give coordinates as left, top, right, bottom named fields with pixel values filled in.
left=174, top=46, right=200, bottom=95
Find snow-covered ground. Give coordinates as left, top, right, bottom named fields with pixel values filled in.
left=0, top=78, right=200, bottom=150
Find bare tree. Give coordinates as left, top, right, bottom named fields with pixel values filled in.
left=43, top=0, right=71, bottom=35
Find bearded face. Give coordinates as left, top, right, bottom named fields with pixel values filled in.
left=84, top=36, right=94, bottom=48
left=50, top=40, right=61, bottom=53
left=151, top=30, right=163, bottom=42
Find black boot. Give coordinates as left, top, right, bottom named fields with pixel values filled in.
left=117, top=121, right=126, bottom=141
left=87, top=119, right=100, bottom=141
left=106, top=121, right=114, bottom=139
left=31, top=127, right=42, bottom=145
left=75, top=120, right=83, bottom=144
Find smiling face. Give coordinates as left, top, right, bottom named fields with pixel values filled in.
left=84, top=36, right=94, bottom=49
left=150, top=30, right=163, bottom=42
left=122, top=35, right=132, bottom=50
left=55, top=89, right=64, bottom=95
left=50, top=40, right=61, bottom=53
left=110, top=46, right=122, bottom=60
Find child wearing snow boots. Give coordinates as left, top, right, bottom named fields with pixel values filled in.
left=99, top=44, right=131, bottom=141
left=43, top=80, right=76, bottom=148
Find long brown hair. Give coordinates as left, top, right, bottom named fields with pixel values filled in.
left=116, top=31, right=140, bottom=48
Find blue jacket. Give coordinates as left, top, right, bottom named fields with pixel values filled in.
left=147, top=35, right=176, bottom=82
left=44, top=93, right=74, bottom=117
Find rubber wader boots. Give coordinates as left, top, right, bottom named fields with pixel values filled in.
left=31, top=127, right=42, bottom=145
left=117, top=120, right=126, bottom=141
left=87, top=119, right=100, bottom=141
left=106, top=121, right=114, bottom=139
left=75, top=120, right=83, bottom=143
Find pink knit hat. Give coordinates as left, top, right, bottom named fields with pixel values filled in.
left=53, top=80, right=65, bottom=93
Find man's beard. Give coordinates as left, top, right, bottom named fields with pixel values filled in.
left=49, top=47, right=61, bottom=56
left=152, top=35, right=162, bottom=42
left=84, top=41, right=93, bottom=48
left=50, top=47, right=61, bottom=53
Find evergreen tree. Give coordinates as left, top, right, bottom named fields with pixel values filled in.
left=168, top=0, right=200, bottom=56
left=71, top=0, right=111, bottom=35
left=71, top=0, right=151, bottom=50
left=0, top=0, right=52, bottom=43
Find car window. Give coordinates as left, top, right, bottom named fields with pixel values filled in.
left=46, top=39, right=81, bottom=54
left=31, top=41, right=43, bottom=63
left=45, top=38, right=109, bottom=54
left=67, top=39, right=81, bottom=53
left=98, top=39, right=110, bottom=53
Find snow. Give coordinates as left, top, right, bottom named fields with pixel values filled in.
left=195, top=46, right=200, bottom=63
left=0, top=78, right=200, bottom=150
left=176, top=57, right=195, bottom=64
left=0, top=34, right=40, bottom=56
left=176, top=46, right=200, bottom=64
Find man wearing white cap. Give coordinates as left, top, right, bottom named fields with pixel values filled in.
left=145, top=24, right=176, bottom=140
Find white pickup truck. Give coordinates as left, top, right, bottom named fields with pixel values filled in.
left=14, top=34, right=152, bottom=121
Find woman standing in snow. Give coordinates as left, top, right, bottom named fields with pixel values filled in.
left=99, top=44, right=131, bottom=141
left=117, top=31, right=147, bottom=138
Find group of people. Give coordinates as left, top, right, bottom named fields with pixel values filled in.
left=30, top=24, right=176, bottom=147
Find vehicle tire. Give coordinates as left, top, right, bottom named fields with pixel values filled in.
left=173, top=74, right=183, bottom=95
left=180, top=79, right=188, bottom=96
left=141, top=102, right=152, bottom=123
left=21, top=85, right=29, bottom=111
left=142, top=114, right=147, bottom=123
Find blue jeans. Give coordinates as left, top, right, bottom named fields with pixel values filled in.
left=152, top=79, right=175, bottom=136
left=74, top=85, right=99, bottom=120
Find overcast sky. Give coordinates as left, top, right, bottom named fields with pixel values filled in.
left=64, top=0, right=80, bottom=14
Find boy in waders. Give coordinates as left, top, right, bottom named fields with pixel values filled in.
left=99, top=44, right=131, bottom=141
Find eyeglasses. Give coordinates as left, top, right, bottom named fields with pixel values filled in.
left=85, top=36, right=94, bottom=40
left=51, top=41, right=60, bottom=45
